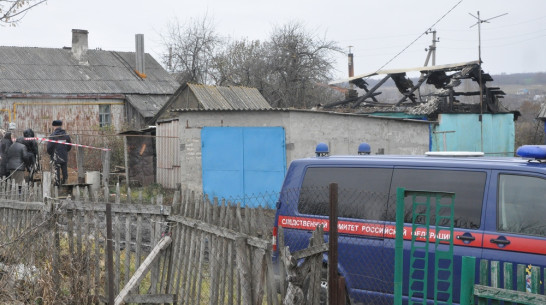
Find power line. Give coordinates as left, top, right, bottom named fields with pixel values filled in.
left=370, top=0, right=463, bottom=74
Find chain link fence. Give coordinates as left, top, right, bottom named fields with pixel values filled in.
left=278, top=186, right=401, bottom=305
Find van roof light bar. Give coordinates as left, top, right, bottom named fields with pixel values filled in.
left=516, top=145, right=546, bottom=160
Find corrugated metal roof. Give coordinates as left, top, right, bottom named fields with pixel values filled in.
left=329, top=60, right=480, bottom=85
left=126, top=94, right=171, bottom=118
left=187, top=83, right=271, bottom=110
left=0, top=46, right=179, bottom=95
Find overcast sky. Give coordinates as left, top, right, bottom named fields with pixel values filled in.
left=2, top=0, right=545, bottom=80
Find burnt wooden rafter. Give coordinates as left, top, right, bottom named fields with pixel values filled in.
left=396, top=73, right=430, bottom=106
left=351, top=75, right=391, bottom=108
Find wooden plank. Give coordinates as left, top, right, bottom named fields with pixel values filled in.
left=133, top=213, right=143, bottom=294
left=123, top=293, right=176, bottom=303
left=114, top=235, right=172, bottom=305
left=517, top=264, right=526, bottom=292
left=67, top=209, right=76, bottom=298
left=114, top=213, right=121, bottom=294
left=226, top=204, right=235, bottom=305
left=61, top=201, right=171, bottom=215
left=150, top=214, right=161, bottom=294
left=210, top=198, right=220, bottom=305
left=474, top=284, right=546, bottom=305
left=124, top=214, right=132, bottom=285
left=478, top=259, right=489, bottom=305
left=278, top=226, right=287, bottom=301
left=195, top=197, right=207, bottom=305
left=172, top=217, right=185, bottom=305
left=180, top=210, right=192, bottom=305
left=265, top=246, right=279, bottom=305
left=503, top=262, right=513, bottom=291
left=219, top=199, right=228, bottom=305
left=167, top=215, right=270, bottom=249
left=490, top=260, right=500, bottom=305
left=83, top=211, right=92, bottom=299
left=292, top=243, right=329, bottom=261
left=235, top=236, right=252, bottom=305
left=76, top=210, right=83, bottom=261
left=94, top=212, right=101, bottom=296
left=308, top=227, right=324, bottom=305
left=191, top=196, right=205, bottom=303
left=0, top=201, right=45, bottom=211
left=251, top=247, right=266, bottom=305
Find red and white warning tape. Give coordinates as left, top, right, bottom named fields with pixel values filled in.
left=24, top=137, right=112, bottom=151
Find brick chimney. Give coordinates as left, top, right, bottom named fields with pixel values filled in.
left=72, top=29, right=89, bottom=65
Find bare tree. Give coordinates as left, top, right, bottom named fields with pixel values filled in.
left=0, top=0, right=46, bottom=26
left=211, top=39, right=270, bottom=92
left=265, top=22, right=342, bottom=108
left=162, top=19, right=343, bottom=108
left=161, top=15, right=222, bottom=84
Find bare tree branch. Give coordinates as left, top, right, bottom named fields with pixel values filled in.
left=0, top=0, right=47, bottom=26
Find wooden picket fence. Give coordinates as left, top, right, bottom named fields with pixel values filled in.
left=0, top=181, right=285, bottom=305
left=460, top=256, right=546, bottom=305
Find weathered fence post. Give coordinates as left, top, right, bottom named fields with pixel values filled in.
left=106, top=203, right=115, bottom=305
left=103, top=150, right=110, bottom=188
left=329, top=183, right=345, bottom=305
left=236, top=236, right=253, bottom=305
left=123, top=135, right=129, bottom=187
left=76, top=135, right=85, bottom=184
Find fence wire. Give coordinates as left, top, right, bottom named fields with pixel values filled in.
left=278, top=186, right=399, bottom=305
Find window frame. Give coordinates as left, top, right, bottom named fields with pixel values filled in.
left=496, top=172, right=546, bottom=237
left=99, top=104, right=112, bottom=128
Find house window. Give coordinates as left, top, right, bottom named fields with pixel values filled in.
left=99, top=104, right=111, bottom=127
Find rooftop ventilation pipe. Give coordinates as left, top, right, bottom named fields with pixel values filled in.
left=71, top=29, right=89, bottom=65
left=135, top=34, right=146, bottom=78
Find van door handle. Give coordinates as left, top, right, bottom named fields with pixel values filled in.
left=490, top=238, right=511, bottom=245
left=456, top=235, right=475, bottom=241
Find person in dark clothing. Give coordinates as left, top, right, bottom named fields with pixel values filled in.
left=22, top=129, right=39, bottom=182
left=7, top=137, right=31, bottom=184
left=0, top=132, right=13, bottom=178
left=47, top=120, right=72, bottom=186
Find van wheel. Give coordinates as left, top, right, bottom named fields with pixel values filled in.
left=303, top=265, right=350, bottom=305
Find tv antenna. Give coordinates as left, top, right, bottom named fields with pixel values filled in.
left=469, top=11, right=507, bottom=152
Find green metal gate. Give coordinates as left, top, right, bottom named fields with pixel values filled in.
left=395, top=188, right=456, bottom=305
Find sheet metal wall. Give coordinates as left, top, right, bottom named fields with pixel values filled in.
left=201, top=127, right=286, bottom=206
left=431, top=113, right=515, bottom=156
left=156, top=119, right=181, bottom=188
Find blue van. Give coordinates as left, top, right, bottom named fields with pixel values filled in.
left=273, top=145, right=546, bottom=304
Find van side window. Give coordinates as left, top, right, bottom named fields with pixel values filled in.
left=388, top=169, right=486, bottom=229
left=498, top=174, right=546, bottom=237
left=298, top=167, right=392, bottom=221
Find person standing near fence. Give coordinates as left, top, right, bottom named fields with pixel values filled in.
left=47, top=120, right=71, bottom=186
left=23, top=129, right=39, bottom=182
left=0, top=132, right=13, bottom=178
left=6, top=137, right=31, bottom=184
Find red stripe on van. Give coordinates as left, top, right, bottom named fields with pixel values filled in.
left=279, top=216, right=485, bottom=247
left=483, top=234, right=546, bottom=255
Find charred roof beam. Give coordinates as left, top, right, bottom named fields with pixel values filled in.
left=396, top=72, right=430, bottom=106
left=351, top=75, right=391, bottom=108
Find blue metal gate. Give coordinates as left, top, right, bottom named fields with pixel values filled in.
left=201, top=127, right=286, bottom=207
